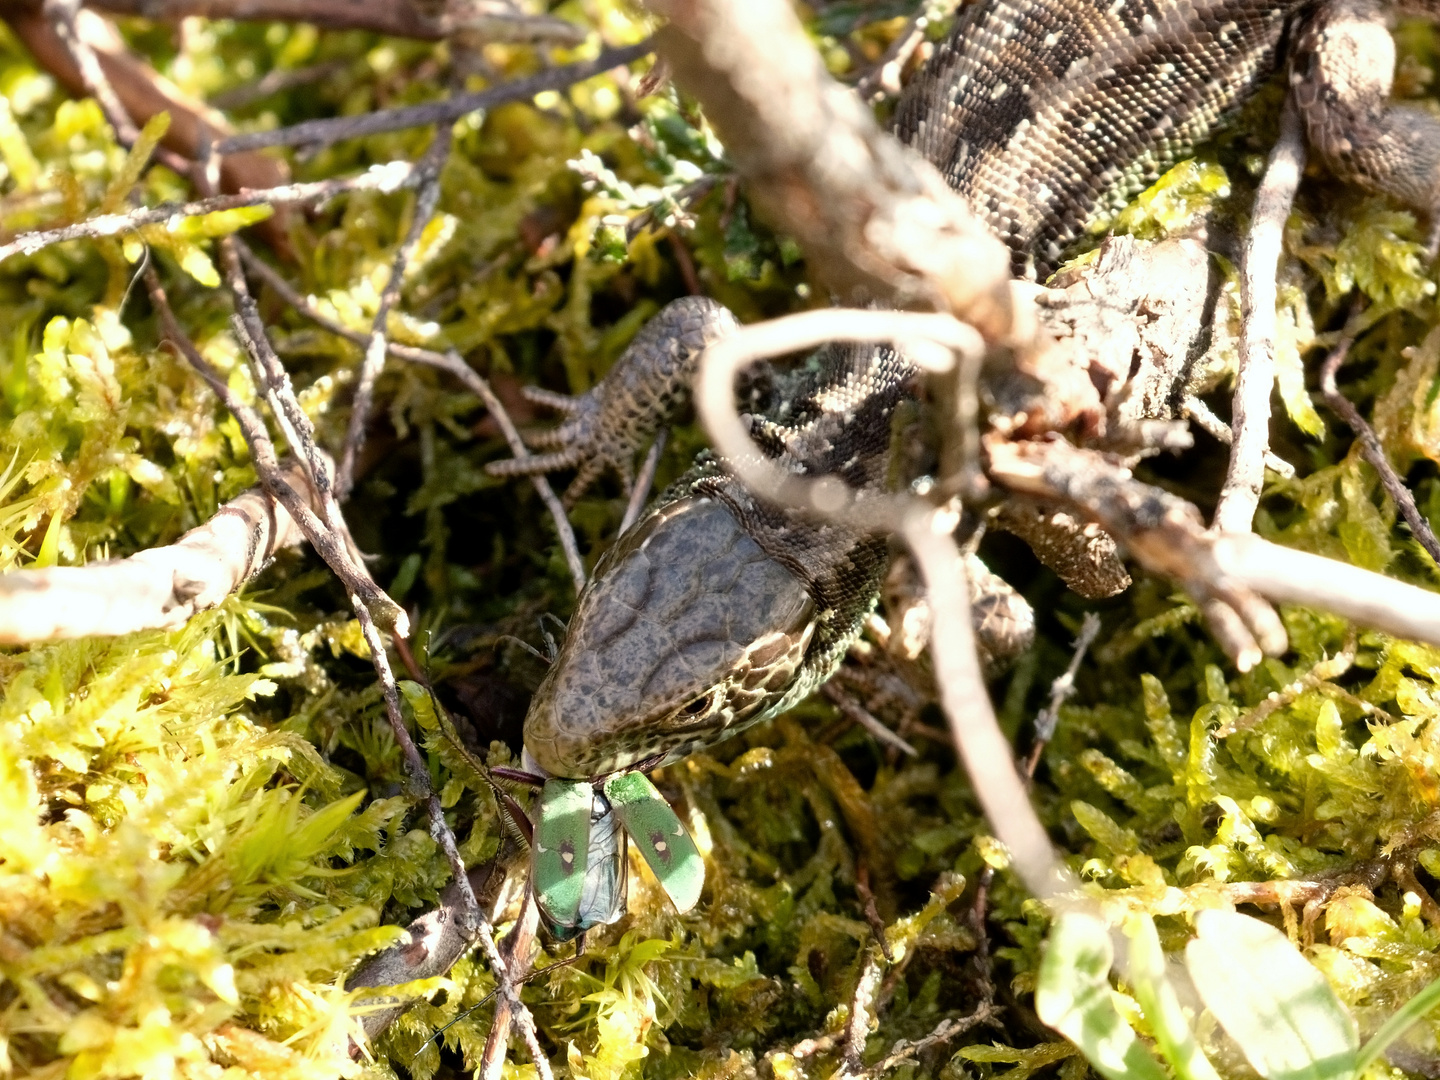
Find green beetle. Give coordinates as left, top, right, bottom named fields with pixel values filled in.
left=529, top=773, right=703, bottom=940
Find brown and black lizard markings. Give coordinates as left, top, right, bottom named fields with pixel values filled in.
left=1290, top=0, right=1440, bottom=252
left=500, top=0, right=1440, bottom=782
left=893, top=0, right=1309, bottom=276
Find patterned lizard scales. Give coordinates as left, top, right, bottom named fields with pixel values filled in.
left=511, top=0, right=1440, bottom=780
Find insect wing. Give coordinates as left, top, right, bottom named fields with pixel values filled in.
left=574, top=795, right=628, bottom=935
left=602, top=773, right=704, bottom=914
left=533, top=779, right=593, bottom=931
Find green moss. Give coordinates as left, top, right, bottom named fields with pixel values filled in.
left=4, top=6, right=1440, bottom=1080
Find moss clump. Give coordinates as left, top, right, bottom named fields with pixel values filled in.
left=3, top=6, right=1440, bottom=1080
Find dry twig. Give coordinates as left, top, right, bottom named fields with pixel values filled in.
left=1213, top=99, right=1305, bottom=534
left=1214, top=628, right=1394, bottom=737
left=619, top=428, right=667, bottom=535
left=1319, top=334, right=1440, bottom=568
left=59, top=0, right=586, bottom=42
left=336, top=128, right=454, bottom=499
left=821, top=681, right=919, bottom=758
left=42, top=0, right=138, bottom=144
left=853, top=0, right=958, bottom=102
left=1022, top=612, right=1102, bottom=775
left=0, top=162, right=421, bottom=264
left=854, top=1004, right=1000, bottom=1080
left=1183, top=394, right=1295, bottom=478
left=987, top=437, right=1440, bottom=663
left=650, top=0, right=1021, bottom=346
left=4, top=2, right=292, bottom=228
left=234, top=242, right=587, bottom=591
left=215, top=41, right=654, bottom=154
left=694, top=307, right=1071, bottom=901
left=145, top=256, right=400, bottom=635
left=478, top=893, right=543, bottom=1080
left=0, top=459, right=313, bottom=643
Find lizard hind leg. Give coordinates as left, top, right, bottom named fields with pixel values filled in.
left=1291, top=0, right=1440, bottom=253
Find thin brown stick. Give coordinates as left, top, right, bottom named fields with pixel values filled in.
left=42, top=0, right=137, bottom=143
left=853, top=1004, right=999, bottom=1080
left=1213, top=98, right=1305, bottom=534
left=1022, top=611, right=1101, bottom=776
left=209, top=58, right=349, bottom=109
left=345, top=614, right=555, bottom=1078
left=430, top=355, right=587, bottom=593
left=198, top=144, right=408, bottom=632
left=75, top=0, right=585, bottom=42
left=478, top=892, right=543, bottom=1080
left=215, top=41, right=653, bottom=154
left=144, top=266, right=404, bottom=635
left=0, top=162, right=420, bottom=264
left=821, top=681, right=918, bottom=758
left=234, top=242, right=587, bottom=593
left=336, top=127, right=454, bottom=498
left=1319, top=335, right=1440, bottom=568
left=619, top=428, right=667, bottom=536
left=354, top=602, right=479, bottom=926
left=0, top=460, right=312, bottom=643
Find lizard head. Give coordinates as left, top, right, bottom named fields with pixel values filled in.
left=522, top=495, right=817, bottom=779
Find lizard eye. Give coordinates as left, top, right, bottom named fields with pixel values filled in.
left=679, top=693, right=713, bottom=717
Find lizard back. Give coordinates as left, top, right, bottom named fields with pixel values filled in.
left=894, top=0, right=1313, bottom=275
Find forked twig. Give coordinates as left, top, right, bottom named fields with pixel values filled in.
left=234, top=241, right=586, bottom=592
left=1213, top=98, right=1305, bottom=534
left=694, top=308, right=1070, bottom=901
left=987, top=437, right=1440, bottom=660
left=144, top=268, right=398, bottom=632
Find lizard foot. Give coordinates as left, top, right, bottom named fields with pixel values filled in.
left=486, top=296, right=740, bottom=506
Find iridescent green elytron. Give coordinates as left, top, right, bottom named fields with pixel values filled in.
left=531, top=774, right=702, bottom=940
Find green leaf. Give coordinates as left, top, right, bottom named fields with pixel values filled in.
left=1035, top=912, right=1170, bottom=1080
left=1185, top=910, right=1357, bottom=1080
left=1127, top=915, right=1222, bottom=1080
left=532, top=779, right=594, bottom=931
left=603, top=772, right=704, bottom=914
left=1355, top=970, right=1440, bottom=1073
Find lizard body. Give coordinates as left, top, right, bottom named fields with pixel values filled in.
left=501, top=0, right=1440, bottom=782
